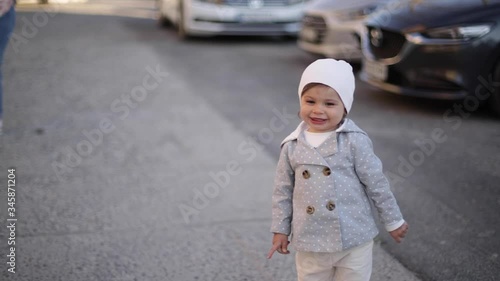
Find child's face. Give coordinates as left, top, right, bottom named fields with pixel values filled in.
left=300, top=84, right=346, bottom=133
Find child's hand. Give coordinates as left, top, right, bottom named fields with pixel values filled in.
left=267, top=233, right=290, bottom=259
left=389, top=222, right=409, bottom=243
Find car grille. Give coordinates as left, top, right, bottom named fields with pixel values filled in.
left=367, top=26, right=406, bottom=59
left=301, top=14, right=327, bottom=43
left=224, top=0, right=294, bottom=7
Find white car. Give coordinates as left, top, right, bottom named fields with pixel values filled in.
left=157, top=0, right=308, bottom=38
left=298, top=0, right=388, bottom=61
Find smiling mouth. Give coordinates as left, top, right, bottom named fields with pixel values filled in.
left=310, top=117, right=326, bottom=124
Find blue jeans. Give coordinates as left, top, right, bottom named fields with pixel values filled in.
left=0, top=6, right=16, bottom=118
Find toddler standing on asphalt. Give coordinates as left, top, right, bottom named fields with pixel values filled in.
left=267, top=59, right=409, bottom=281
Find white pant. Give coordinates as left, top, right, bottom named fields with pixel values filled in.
left=295, top=240, right=374, bottom=281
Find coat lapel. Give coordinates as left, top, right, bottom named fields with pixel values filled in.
left=293, top=132, right=335, bottom=167
left=284, top=119, right=368, bottom=170
left=315, top=132, right=338, bottom=158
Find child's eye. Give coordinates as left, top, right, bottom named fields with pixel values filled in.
left=306, top=100, right=315, bottom=104
left=326, top=102, right=336, bottom=106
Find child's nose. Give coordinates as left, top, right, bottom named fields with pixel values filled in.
left=312, top=105, right=323, bottom=113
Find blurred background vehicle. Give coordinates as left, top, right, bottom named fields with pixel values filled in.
left=156, top=0, right=307, bottom=38
left=297, top=0, right=388, bottom=62
left=361, top=0, right=500, bottom=115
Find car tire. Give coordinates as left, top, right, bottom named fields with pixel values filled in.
left=176, top=2, right=189, bottom=39
left=157, top=0, right=171, bottom=27
left=282, top=34, right=299, bottom=41
left=489, top=59, right=500, bottom=116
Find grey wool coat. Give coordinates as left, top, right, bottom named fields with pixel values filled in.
left=271, top=119, right=404, bottom=253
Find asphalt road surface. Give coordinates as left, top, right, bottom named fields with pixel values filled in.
left=2, top=2, right=500, bottom=281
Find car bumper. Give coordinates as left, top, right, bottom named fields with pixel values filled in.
left=297, top=11, right=364, bottom=60
left=298, top=32, right=362, bottom=60
left=186, top=2, right=304, bottom=36
left=360, top=40, right=490, bottom=100
left=360, top=70, right=469, bottom=100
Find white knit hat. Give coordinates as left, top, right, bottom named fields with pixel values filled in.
left=298, top=59, right=355, bottom=113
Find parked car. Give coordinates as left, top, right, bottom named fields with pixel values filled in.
left=297, top=0, right=389, bottom=61
left=157, top=0, right=307, bottom=38
left=360, top=0, right=500, bottom=114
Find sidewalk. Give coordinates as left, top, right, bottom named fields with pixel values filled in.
left=1, top=10, right=421, bottom=281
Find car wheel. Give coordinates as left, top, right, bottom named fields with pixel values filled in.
left=177, top=2, right=189, bottom=39
left=489, top=59, right=500, bottom=116
left=157, top=0, right=170, bottom=27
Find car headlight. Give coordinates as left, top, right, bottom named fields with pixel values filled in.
left=423, top=24, right=492, bottom=41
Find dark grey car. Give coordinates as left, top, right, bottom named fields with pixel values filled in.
left=360, top=0, right=500, bottom=115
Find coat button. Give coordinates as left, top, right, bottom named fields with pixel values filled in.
left=302, top=170, right=311, bottom=179
left=326, top=201, right=336, bottom=211
left=323, top=167, right=331, bottom=176
left=306, top=206, right=315, bottom=215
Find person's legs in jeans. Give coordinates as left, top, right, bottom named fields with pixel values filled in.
left=0, top=6, right=16, bottom=120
